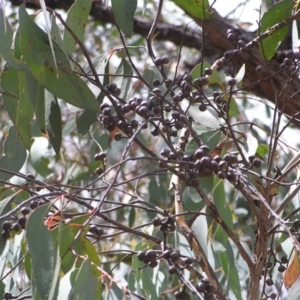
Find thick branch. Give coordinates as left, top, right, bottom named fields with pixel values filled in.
left=9, top=0, right=300, bottom=127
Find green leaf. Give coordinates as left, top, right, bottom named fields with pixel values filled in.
left=82, top=53, right=110, bottom=100
left=26, top=69, right=46, bottom=133
left=228, top=99, right=239, bottom=117
left=26, top=203, right=61, bottom=300
left=76, top=109, right=98, bottom=135
left=189, top=106, right=220, bottom=128
left=128, top=206, right=136, bottom=228
left=114, top=58, right=133, bottom=100
left=17, top=70, right=34, bottom=149
left=171, top=0, right=213, bottom=21
left=0, top=6, right=27, bottom=70
left=37, top=0, right=58, bottom=72
left=63, top=0, right=93, bottom=54
left=0, top=282, right=5, bottom=300
left=50, top=15, right=67, bottom=56
left=218, top=243, right=242, bottom=300
left=140, top=265, right=157, bottom=299
left=200, top=129, right=221, bottom=151
left=183, top=186, right=204, bottom=209
left=0, top=126, right=27, bottom=183
left=51, top=214, right=100, bottom=275
left=259, top=0, right=294, bottom=60
left=186, top=129, right=221, bottom=155
left=18, top=5, right=99, bottom=112
left=111, top=0, right=137, bottom=37
left=45, top=92, right=62, bottom=155
left=1, top=64, right=19, bottom=124
left=213, top=180, right=233, bottom=240
left=0, top=192, right=18, bottom=255
left=190, top=62, right=221, bottom=84
left=1, top=65, right=35, bottom=149
left=256, top=144, right=269, bottom=159
left=69, top=259, right=102, bottom=300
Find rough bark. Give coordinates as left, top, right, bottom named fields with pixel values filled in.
left=9, top=0, right=300, bottom=126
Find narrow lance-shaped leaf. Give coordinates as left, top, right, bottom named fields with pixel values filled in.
left=0, top=64, right=19, bottom=124
left=37, top=0, right=59, bottom=70
left=1, top=64, right=34, bottom=150
left=218, top=242, right=243, bottom=300
left=45, top=91, right=62, bottom=155
left=171, top=0, right=213, bottom=21
left=17, top=70, right=35, bottom=149
left=190, top=62, right=221, bottom=84
left=50, top=15, right=67, bottom=56
left=114, top=57, right=133, bottom=100
left=259, top=0, right=294, bottom=60
left=0, top=191, right=20, bottom=255
left=26, top=203, right=61, bottom=300
left=26, top=68, right=46, bottom=133
left=76, top=109, right=98, bottom=135
left=51, top=214, right=101, bottom=274
left=18, top=5, right=99, bottom=112
left=0, top=6, right=27, bottom=70
left=69, top=259, right=102, bottom=300
left=63, top=0, right=93, bottom=54
left=111, top=0, right=137, bottom=37
left=0, top=126, right=27, bottom=183
left=77, top=54, right=111, bottom=135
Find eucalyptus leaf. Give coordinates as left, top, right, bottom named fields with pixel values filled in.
left=45, top=92, right=62, bottom=154
left=189, top=105, right=220, bottom=129
left=63, top=0, right=93, bottom=54
left=17, top=70, right=34, bottom=149
left=0, top=192, right=18, bottom=255
left=0, top=126, right=27, bottom=183
left=111, top=0, right=137, bottom=37
left=114, top=58, right=133, bottom=100
left=69, top=259, right=102, bottom=300
left=171, top=0, right=213, bottom=21
left=190, top=62, right=221, bottom=84
left=18, top=5, right=99, bottom=111
left=26, top=69, right=46, bottom=133
left=259, top=0, right=294, bottom=60
left=0, top=6, right=27, bottom=70
left=76, top=109, right=98, bottom=135
left=26, top=203, right=61, bottom=300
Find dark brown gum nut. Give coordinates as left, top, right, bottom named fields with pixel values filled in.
left=137, top=251, right=146, bottom=261
left=168, top=265, right=177, bottom=274
left=199, top=103, right=207, bottom=111
left=148, top=260, right=158, bottom=268
left=145, top=250, right=157, bottom=261
left=94, top=152, right=106, bottom=161
left=170, top=251, right=180, bottom=262
left=26, top=173, right=35, bottom=181
left=162, top=249, right=171, bottom=259
left=114, top=133, right=122, bottom=141
left=154, top=58, right=163, bottom=66
left=95, top=168, right=104, bottom=176
left=160, top=148, right=170, bottom=158
left=152, top=217, right=162, bottom=227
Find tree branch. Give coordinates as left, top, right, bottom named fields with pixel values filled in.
left=9, top=0, right=300, bottom=127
